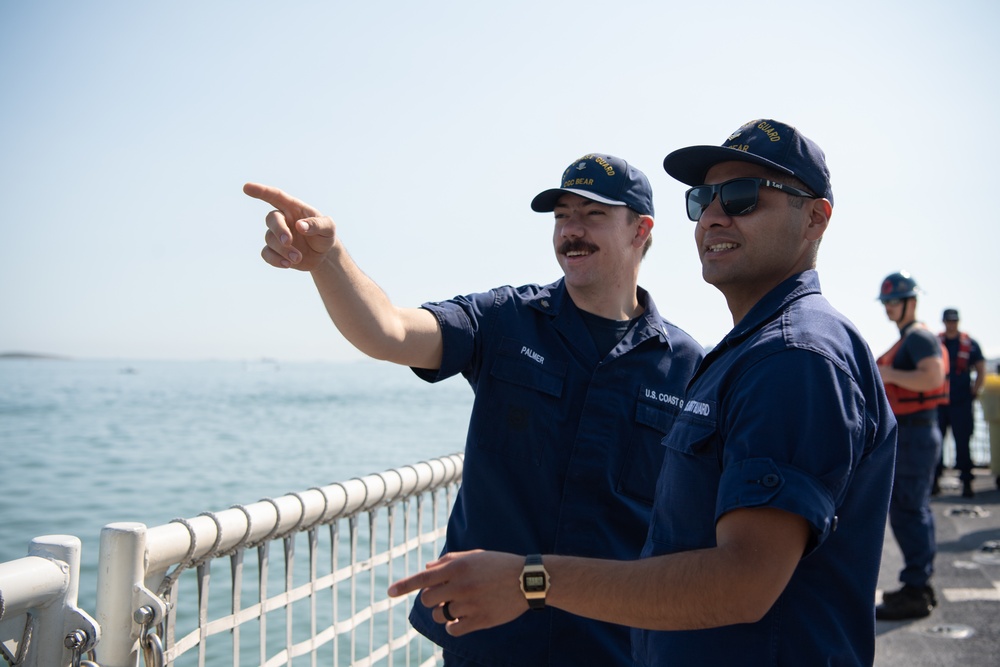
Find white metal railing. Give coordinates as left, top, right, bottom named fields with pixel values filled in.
left=2, top=405, right=995, bottom=667
left=0, top=536, right=101, bottom=666
left=1, top=453, right=463, bottom=667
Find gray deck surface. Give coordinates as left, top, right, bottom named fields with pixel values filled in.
left=875, top=467, right=1000, bottom=666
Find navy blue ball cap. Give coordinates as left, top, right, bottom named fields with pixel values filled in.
left=942, top=308, right=959, bottom=322
left=663, top=119, right=834, bottom=206
left=531, top=153, right=654, bottom=217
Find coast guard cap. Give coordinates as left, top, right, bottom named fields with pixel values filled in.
left=942, top=308, right=960, bottom=322
left=663, top=119, right=833, bottom=205
left=531, top=153, right=654, bottom=217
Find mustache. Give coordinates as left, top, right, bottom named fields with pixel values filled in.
left=558, top=240, right=599, bottom=255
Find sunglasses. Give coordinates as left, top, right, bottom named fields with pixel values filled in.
left=685, top=177, right=817, bottom=222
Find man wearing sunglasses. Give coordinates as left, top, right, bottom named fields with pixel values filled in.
left=875, top=271, right=947, bottom=620
left=390, top=120, right=897, bottom=667
left=245, top=153, right=704, bottom=667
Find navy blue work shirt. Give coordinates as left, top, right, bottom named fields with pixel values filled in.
left=633, top=271, right=897, bottom=667
left=409, top=279, right=704, bottom=667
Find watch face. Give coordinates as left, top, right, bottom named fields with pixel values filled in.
left=523, top=573, right=546, bottom=592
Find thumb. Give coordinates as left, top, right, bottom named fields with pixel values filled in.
left=295, top=216, right=336, bottom=254
left=295, top=216, right=334, bottom=237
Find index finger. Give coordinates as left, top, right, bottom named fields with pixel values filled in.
left=243, top=182, right=319, bottom=217
left=388, top=567, right=445, bottom=598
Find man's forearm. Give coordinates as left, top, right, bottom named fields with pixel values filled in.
left=545, top=508, right=809, bottom=631
left=310, top=245, right=442, bottom=368
left=881, top=363, right=945, bottom=393
left=973, top=360, right=987, bottom=397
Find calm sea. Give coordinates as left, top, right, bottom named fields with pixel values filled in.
left=0, top=357, right=472, bottom=612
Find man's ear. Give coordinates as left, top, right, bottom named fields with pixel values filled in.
left=634, top=215, right=654, bottom=248
left=804, top=199, right=832, bottom=241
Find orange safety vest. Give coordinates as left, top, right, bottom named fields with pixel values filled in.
left=878, top=324, right=950, bottom=415
left=938, top=331, right=973, bottom=376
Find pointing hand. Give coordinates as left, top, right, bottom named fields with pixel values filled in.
left=244, top=182, right=337, bottom=271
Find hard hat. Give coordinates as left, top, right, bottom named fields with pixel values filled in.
left=878, top=271, right=920, bottom=302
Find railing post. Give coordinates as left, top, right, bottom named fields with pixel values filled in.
left=22, top=535, right=98, bottom=667
left=95, top=522, right=150, bottom=667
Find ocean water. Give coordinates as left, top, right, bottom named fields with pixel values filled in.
left=0, top=357, right=472, bottom=612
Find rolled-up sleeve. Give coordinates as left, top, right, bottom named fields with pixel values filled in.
left=411, top=293, right=489, bottom=383
left=716, top=349, right=864, bottom=552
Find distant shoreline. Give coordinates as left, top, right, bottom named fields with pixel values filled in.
left=0, top=352, right=70, bottom=360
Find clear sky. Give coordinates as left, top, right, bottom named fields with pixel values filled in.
left=2, top=0, right=998, bottom=363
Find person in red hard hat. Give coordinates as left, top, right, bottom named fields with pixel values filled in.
left=875, top=270, right=947, bottom=620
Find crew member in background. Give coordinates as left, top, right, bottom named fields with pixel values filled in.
left=876, top=271, right=948, bottom=620
left=935, top=308, right=986, bottom=498
left=245, top=154, right=704, bottom=667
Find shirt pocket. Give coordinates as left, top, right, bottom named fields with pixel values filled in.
left=616, top=386, right=681, bottom=505
left=475, top=338, right=567, bottom=464
left=647, top=412, right=722, bottom=552
left=488, top=338, right=566, bottom=398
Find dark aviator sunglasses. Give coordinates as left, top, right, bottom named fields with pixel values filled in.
left=685, top=177, right=817, bottom=222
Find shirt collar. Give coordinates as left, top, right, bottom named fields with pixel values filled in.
left=528, top=280, right=672, bottom=346
left=719, top=270, right=822, bottom=349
